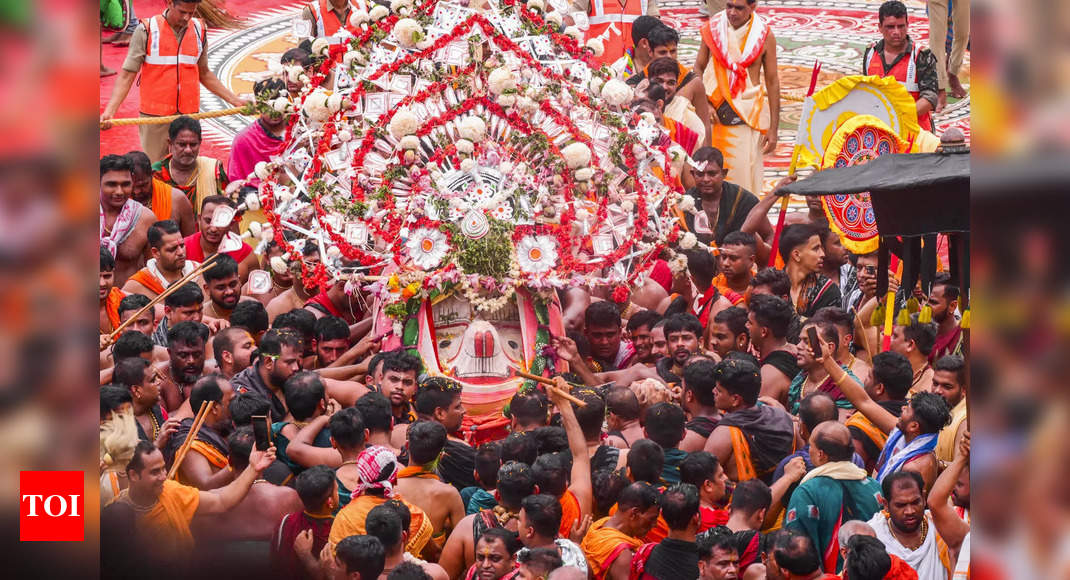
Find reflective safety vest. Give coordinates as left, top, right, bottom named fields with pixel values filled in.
left=864, top=42, right=932, bottom=132
left=309, top=0, right=353, bottom=44
left=140, top=14, right=205, bottom=116
left=587, top=0, right=649, bottom=67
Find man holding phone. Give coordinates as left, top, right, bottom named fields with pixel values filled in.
left=787, top=321, right=859, bottom=420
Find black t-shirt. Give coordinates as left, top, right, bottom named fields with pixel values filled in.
left=683, top=183, right=760, bottom=246
left=643, top=538, right=700, bottom=580
left=437, top=439, right=478, bottom=491
left=761, top=350, right=801, bottom=382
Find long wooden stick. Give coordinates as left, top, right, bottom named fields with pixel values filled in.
left=103, top=106, right=250, bottom=128
left=108, top=254, right=221, bottom=340
left=513, top=369, right=587, bottom=408
left=168, top=400, right=213, bottom=480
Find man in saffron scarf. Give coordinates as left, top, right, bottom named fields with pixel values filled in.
left=101, top=247, right=125, bottom=334
left=328, top=445, right=434, bottom=558
left=165, top=375, right=236, bottom=490
left=128, top=151, right=196, bottom=236
left=581, top=482, right=661, bottom=579
left=108, top=439, right=276, bottom=570
left=694, top=0, right=780, bottom=195
left=704, top=358, right=795, bottom=484
left=396, top=421, right=466, bottom=556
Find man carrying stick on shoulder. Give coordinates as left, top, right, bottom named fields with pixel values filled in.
left=107, top=439, right=276, bottom=571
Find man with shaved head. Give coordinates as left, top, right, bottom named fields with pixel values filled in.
left=837, top=520, right=876, bottom=565
left=784, top=421, right=883, bottom=573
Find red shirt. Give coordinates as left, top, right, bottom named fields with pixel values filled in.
left=184, top=231, right=253, bottom=264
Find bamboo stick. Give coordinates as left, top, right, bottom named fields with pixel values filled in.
left=107, top=254, right=220, bottom=340
left=513, top=369, right=587, bottom=408
left=167, top=400, right=213, bottom=480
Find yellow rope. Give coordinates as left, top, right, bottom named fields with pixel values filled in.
left=102, top=106, right=252, bottom=127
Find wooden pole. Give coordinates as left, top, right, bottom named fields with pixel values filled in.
left=107, top=254, right=220, bottom=341
left=167, top=400, right=213, bottom=480
left=513, top=369, right=588, bottom=408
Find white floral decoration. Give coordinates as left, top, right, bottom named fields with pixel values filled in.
left=456, top=139, right=475, bottom=154
left=668, top=253, right=689, bottom=274
left=676, top=195, right=695, bottom=213
left=563, top=26, right=582, bottom=41
left=544, top=11, right=562, bottom=27
left=497, top=94, right=516, bottom=108
left=620, top=199, right=634, bottom=212
left=302, top=89, right=332, bottom=121
left=369, top=5, right=389, bottom=20
left=460, top=158, right=477, bottom=172
left=392, top=18, right=424, bottom=48
left=388, top=108, right=419, bottom=139
left=349, top=11, right=369, bottom=27
left=254, top=161, right=271, bottom=181
left=679, top=232, right=698, bottom=250
left=399, top=135, right=420, bottom=150
left=574, top=167, right=595, bottom=181
left=405, top=227, right=449, bottom=270
left=487, top=67, right=517, bottom=95
left=586, top=38, right=605, bottom=57
left=527, top=0, right=545, bottom=11
left=668, top=144, right=687, bottom=178
left=310, top=38, right=330, bottom=56
left=600, top=78, right=633, bottom=107
left=458, top=117, right=487, bottom=142
left=516, top=235, right=558, bottom=274
left=560, top=142, right=592, bottom=169
left=269, top=256, right=289, bottom=274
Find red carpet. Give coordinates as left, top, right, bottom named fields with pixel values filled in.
left=99, top=0, right=274, bottom=165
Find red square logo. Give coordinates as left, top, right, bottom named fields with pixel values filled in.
left=20, top=471, right=84, bottom=541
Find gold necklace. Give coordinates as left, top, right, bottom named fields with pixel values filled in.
left=147, top=409, right=160, bottom=441
left=886, top=512, right=928, bottom=551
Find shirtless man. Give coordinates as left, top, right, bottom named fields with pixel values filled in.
left=100, top=154, right=155, bottom=287
left=202, top=254, right=242, bottom=322
left=158, top=321, right=210, bottom=414
left=267, top=240, right=321, bottom=324
left=123, top=219, right=199, bottom=299
left=191, top=428, right=302, bottom=543
left=439, top=462, right=535, bottom=579
left=890, top=318, right=937, bottom=395
left=396, top=421, right=466, bottom=544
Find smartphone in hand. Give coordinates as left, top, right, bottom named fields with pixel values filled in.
left=806, top=327, right=822, bottom=356
left=252, top=415, right=272, bottom=451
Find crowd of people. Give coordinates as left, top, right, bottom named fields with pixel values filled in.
left=99, top=0, right=969, bottom=578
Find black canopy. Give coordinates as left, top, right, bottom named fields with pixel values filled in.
left=780, top=149, right=970, bottom=306
left=780, top=150, right=969, bottom=237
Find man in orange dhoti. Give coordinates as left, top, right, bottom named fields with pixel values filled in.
left=581, top=482, right=661, bottom=579
left=694, top=0, right=780, bottom=195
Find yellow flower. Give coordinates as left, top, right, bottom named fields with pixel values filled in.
left=388, top=274, right=401, bottom=292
